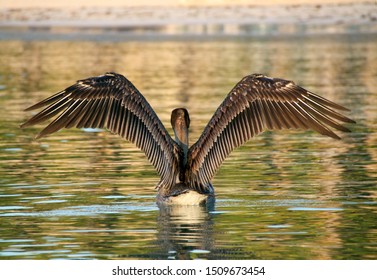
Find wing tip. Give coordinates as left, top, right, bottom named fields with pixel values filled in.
left=330, top=133, right=342, bottom=140
left=24, top=103, right=42, bottom=112
left=34, top=133, right=43, bottom=140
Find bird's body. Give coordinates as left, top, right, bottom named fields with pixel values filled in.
left=21, top=72, right=355, bottom=205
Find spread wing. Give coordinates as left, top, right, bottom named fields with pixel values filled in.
left=186, top=74, right=355, bottom=192
left=21, top=72, right=180, bottom=187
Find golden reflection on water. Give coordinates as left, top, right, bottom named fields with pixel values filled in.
left=0, top=34, right=376, bottom=259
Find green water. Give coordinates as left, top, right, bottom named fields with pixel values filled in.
left=0, top=34, right=376, bottom=259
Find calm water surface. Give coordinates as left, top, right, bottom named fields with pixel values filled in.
left=0, top=34, right=376, bottom=259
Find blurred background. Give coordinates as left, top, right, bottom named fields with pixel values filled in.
left=1, top=0, right=376, bottom=40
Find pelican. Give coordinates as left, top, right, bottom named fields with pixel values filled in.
left=21, top=72, right=355, bottom=205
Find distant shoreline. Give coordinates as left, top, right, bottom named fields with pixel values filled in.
left=1, top=2, right=376, bottom=38
left=1, top=0, right=361, bottom=9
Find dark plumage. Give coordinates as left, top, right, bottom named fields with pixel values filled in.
left=21, top=72, right=355, bottom=205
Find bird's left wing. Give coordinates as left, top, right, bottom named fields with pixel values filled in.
left=186, top=74, right=355, bottom=193
left=21, top=72, right=180, bottom=187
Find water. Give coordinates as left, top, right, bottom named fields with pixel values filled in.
left=0, top=33, right=376, bottom=260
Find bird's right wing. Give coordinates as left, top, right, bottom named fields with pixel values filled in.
left=21, top=72, right=181, bottom=188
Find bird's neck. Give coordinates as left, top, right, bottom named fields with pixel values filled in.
left=174, top=122, right=189, bottom=166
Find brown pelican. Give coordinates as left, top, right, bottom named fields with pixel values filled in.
left=21, top=72, right=355, bottom=205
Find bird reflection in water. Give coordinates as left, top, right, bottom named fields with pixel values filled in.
left=156, top=202, right=215, bottom=260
